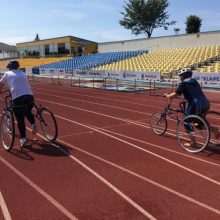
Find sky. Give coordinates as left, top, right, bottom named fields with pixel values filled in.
left=0, top=0, right=220, bottom=45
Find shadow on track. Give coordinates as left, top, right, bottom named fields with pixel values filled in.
left=9, top=139, right=72, bottom=160
left=200, top=143, right=220, bottom=159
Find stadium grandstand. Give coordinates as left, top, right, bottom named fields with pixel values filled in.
left=38, top=50, right=147, bottom=70
left=0, top=31, right=220, bottom=88
left=92, top=45, right=220, bottom=76
left=0, top=57, right=70, bottom=69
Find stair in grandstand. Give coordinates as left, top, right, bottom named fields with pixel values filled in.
left=167, top=54, right=220, bottom=79
left=155, top=46, right=220, bottom=79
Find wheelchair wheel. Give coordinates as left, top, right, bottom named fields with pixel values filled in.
left=176, top=114, right=210, bottom=153
left=39, top=107, right=58, bottom=142
left=0, top=111, right=15, bottom=151
left=150, top=112, right=167, bottom=135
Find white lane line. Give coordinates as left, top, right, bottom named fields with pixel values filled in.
left=35, top=96, right=184, bottom=137
left=93, top=125, right=220, bottom=168
left=32, top=135, right=156, bottom=219
left=29, top=119, right=220, bottom=216
left=54, top=113, right=220, bottom=186
left=0, top=157, right=78, bottom=220
left=33, top=85, right=220, bottom=111
left=33, top=86, right=163, bottom=110
left=0, top=191, right=12, bottom=220
left=53, top=139, right=220, bottom=215
left=34, top=88, right=220, bottom=129
left=0, top=128, right=156, bottom=220
left=28, top=125, right=220, bottom=215
left=32, top=84, right=165, bottom=105
left=35, top=96, right=220, bottom=147
left=35, top=97, right=220, bottom=168
left=0, top=150, right=157, bottom=220
left=36, top=92, right=150, bottom=115
left=67, top=153, right=156, bottom=220
left=26, top=127, right=220, bottom=216
left=0, top=97, right=219, bottom=218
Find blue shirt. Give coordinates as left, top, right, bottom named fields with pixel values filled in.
left=175, top=78, right=209, bottom=114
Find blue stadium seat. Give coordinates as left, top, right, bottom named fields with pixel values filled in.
left=36, top=50, right=147, bottom=70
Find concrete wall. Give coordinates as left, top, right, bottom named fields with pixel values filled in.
left=98, top=30, right=220, bottom=53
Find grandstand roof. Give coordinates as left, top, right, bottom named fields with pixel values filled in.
left=0, top=42, right=16, bottom=52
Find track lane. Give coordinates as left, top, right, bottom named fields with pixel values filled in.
left=1, top=83, right=220, bottom=219
left=0, top=155, right=77, bottom=220
left=1, top=141, right=156, bottom=220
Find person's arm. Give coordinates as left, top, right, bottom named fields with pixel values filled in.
left=0, top=73, right=7, bottom=92
left=166, top=92, right=178, bottom=100
left=165, top=81, right=184, bottom=100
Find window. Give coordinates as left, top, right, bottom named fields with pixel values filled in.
left=45, top=45, right=49, bottom=56
left=58, top=43, right=66, bottom=54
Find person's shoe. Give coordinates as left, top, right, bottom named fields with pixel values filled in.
left=20, top=138, right=28, bottom=147
left=31, top=124, right=37, bottom=135
left=184, top=134, right=197, bottom=148
left=184, top=141, right=197, bottom=148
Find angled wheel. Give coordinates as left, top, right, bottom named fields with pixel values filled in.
left=0, top=111, right=15, bottom=151
left=177, top=114, right=210, bottom=153
left=39, top=107, right=58, bottom=142
left=150, top=112, right=167, bottom=135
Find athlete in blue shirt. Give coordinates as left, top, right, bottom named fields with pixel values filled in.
left=166, top=68, right=220, bottom=146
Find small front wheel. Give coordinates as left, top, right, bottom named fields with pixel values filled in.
left=0, top=111, right=15, bottom=151
left=150, top=112, right=167, bottom=135
left=177, top=114, right=210, bottom=153
left=39, top=108, right=58, bottom=142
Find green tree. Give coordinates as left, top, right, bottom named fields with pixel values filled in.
left=119, top=0, right=176, bottom=38
left=185, top=15, right=202, bottom=34
left=35, top=33, right=40, bottom=41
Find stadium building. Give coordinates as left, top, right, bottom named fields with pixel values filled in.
left=0, top=42, right=18, bottom=59
left=16, top=36, right=98, bottom=58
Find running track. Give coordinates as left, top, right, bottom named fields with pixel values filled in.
left=0, top=81, right=220, bottom=220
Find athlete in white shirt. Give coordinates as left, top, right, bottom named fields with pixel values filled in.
left=0, top=61, right=37, bottom=147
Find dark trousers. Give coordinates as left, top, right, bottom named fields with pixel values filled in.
left=13, top=95, right=35, bottom=139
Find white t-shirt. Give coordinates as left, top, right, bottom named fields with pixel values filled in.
left=0, top=70, right=33, bottom=100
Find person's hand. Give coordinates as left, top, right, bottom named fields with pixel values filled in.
left=163, top=93, right=168, bottom=97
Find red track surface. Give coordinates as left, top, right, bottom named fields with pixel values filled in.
left=0, top=81, right=220, bottom=220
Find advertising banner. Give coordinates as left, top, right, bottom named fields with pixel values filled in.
left=87, top=70, right=104, bottom=77
left=106, top=70, right=160, bottom=81
left=74, top=70, right=87, bottom=77
left=193, top=72, right=220, bottom=86
left=105, top=71, right=124, bottom=79
left=39, top=68, right=48, bottom=75
left=73, top=69, right=104, bottom=77
left=141, top=71, right=160, bottom=81
left=39, top=68, right=161, bottom=81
